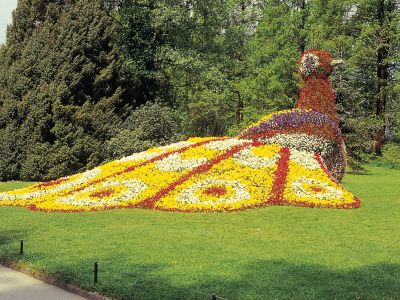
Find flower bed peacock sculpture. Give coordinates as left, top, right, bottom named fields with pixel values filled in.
left=0, top=49, right=361, bottom=212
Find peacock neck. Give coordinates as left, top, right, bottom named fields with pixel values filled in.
left=295, top=77, right=339, bottom=122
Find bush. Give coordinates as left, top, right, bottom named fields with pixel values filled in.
left=104, top=130, right=157, bottom=160
left=372, top=143, right=400, bottom=170
left=342, top=117, right=379, bottom=173
left=104, top=102, right=185, bottom=160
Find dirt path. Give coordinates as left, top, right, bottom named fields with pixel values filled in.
left=0, top=265, right=87, bottom=300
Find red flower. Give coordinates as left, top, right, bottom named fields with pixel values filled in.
left=202, top=186, right=228, bottom=197
left=89, top=189, right=114, bottom=198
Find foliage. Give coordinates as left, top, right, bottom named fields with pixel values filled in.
left=0, top=0, right=399, bottom=179
left=342, top=117, right=381, bottom=172
left=0, top=0, right=141, bottom=181
left=104, top=102, right=185, bottom=160
left=295, top=0, right=400, bottom=166
left=371, top=142, right=400, bottom=169
left=241, top=1, right=300, bottom=121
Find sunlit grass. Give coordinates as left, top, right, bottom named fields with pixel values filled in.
left=0, top=181, right=35, bottom=192
left=0, top=166, right=399, bottom=299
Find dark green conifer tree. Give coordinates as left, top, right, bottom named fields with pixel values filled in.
left=0, top=0, right=140, bottom=180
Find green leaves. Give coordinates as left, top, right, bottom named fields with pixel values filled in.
left=0, top=0, right=140, bottom=180
left=104, top=102, right=184, bottom=160
left=0, top=0, right=399, bottom=179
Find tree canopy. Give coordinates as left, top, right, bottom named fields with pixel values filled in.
left=0, top=0, right=399, bottom=180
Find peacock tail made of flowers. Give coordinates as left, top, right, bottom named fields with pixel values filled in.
left=0, top=50, right=360, bottom=212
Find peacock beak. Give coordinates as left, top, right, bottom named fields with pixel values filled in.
left=331, top=59, right=344, bottom=67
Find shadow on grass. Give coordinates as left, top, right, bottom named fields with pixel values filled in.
left=345, top=169, right=373, bottom=176
left=24, top=259, right=400, bottom=300
left=0, top=230, right=27, bottom=263
left=1, top=230, right=399, bottom=299
left=0, top=230, right=24, bottom=246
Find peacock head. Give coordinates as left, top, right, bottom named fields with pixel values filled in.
left=298, top=49, right=343, bottom=79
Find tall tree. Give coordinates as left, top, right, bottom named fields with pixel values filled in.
left=0, top=0, right=140, bottom=180
left=373, top=0, right=398, bottom=154
left=239, top=0, right=300, bottom=127
left=338, top=0, right=399, bottom=156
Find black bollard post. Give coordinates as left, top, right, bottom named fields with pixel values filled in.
left=94, top=262, right=98, bottom=284
left=211, top=293, right=217, bottom=300
left=20, top=240, right=24, bottom=255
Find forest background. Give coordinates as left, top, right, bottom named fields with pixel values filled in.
left=0, top=0, right=398, bottom=181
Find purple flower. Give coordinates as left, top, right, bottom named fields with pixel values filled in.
left=244, top=110, right=341, bottom=140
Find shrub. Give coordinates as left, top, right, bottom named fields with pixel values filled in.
left=104, top=102, right=185, bottom=160
left=342, top=117, right=379, bottom=173
left=372, top=143, right=400, bottom=170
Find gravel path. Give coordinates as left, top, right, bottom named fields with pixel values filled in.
left=0, top=265, right=87, bottom=300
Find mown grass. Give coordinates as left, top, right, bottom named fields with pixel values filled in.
left=0, top=166, right=399, bottom=299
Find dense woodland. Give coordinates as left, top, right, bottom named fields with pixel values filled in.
left=0, top=0, right=399, bottom=181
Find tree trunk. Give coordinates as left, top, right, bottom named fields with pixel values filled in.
left=373, top=0, right=389, bottom=156
left=236, top=91, right=244, bottom=124
left=235, top=1, right=246, bottom=125
left=299, top=0, right=307, bottom=53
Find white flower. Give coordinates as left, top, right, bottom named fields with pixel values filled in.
left=0, top=168, right=102, bottom=202
left=56, top=179, right=147, bottom=207
left=117, top=151, right=160, bottom=163
left=261, top=133, right=334, bottom=156
left=205, top=138, right=250, bottom=150
left=177, top=178, right=250, bottom=206
left=291, top=177, right=343, bottom=200
left=0, top=192, right=15, bottom=202
left=290, top=149, right=320, bottom=170
left=233, top=148, right=279, bottom=169
left=155, top=153, right=207, bottom=172
left=299, top=53, right=320, bottom=76
left=117, top=141, right=195, bottom=163
left=157, top=141, right=195, bottom=150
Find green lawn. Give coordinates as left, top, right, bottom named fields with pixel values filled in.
left=0, top=166, right=399, bottom=299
